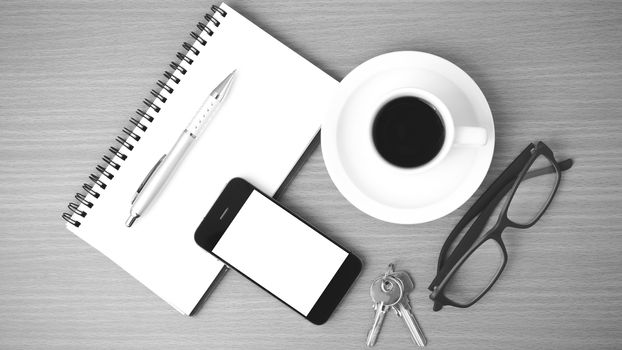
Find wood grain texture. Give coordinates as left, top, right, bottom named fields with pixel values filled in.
left=1, top=0, right=621, bottom=349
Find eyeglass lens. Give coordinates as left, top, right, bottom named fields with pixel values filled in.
left=442, top=238, right=505, bottom=305
left=507, top=154, right=559, bottom=225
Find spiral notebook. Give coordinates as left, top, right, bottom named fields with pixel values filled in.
left=62, top=3, right=337, bottom=315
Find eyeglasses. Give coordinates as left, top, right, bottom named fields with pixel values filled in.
left=428, top=141, right=573, bottom=311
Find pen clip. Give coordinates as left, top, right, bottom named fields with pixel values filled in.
left=132, top=154, right=166, bottom=204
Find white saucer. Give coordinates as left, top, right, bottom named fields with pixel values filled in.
left=322, top=51, right=495, bottom=224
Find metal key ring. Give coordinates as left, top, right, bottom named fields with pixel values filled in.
left=371, top=275, right=404, bottom=307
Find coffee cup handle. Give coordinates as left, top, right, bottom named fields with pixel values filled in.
left=454, top=126, right=488, bottom=146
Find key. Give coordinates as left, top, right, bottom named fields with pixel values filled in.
left=366, top=274, right=403, bottom=347
left=391, top=270, right=428, bottom=347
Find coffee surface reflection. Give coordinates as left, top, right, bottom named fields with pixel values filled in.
left=372, top=96, right=445, bottom=168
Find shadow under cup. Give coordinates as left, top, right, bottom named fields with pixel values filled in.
left=372, top=95, right=446, bottom=168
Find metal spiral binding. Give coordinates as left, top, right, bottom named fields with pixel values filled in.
left=197, top=22, right=214, bottom=37
left=96, top=165, right=114, bottom=180
left=89, top=174, right=107, bottom=189
left=122, top=127, right=141, bottom=141
left=62, top=4, right=227, bottom=227
left=183, top=42, right=200, bottom=56
left=109, top=146, right=128, bottom=160
left=176, top=52, right=193, bottom=65
left=135, top=109, right=154, bottom=123
left=83, top=184, right=100, bottom=198
left=129, top=117, right=147, bottom=132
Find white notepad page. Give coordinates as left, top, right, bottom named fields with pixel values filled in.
left=65, top=3, right=337, bottom=315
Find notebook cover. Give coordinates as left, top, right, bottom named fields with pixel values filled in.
left=63, top=3, right=337, bottom=315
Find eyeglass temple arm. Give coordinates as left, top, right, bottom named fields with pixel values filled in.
left=524, top=158, right=573, bottom=181
left=429, top=158, right=573, bottom=290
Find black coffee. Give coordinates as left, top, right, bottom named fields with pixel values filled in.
left=372, top=96, right=445, bottom=168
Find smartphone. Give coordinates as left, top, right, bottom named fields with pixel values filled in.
left=194, top=178, right=362, bottom=324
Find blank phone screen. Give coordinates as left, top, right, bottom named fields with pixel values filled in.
left=213, top=190, right=348, bottom=315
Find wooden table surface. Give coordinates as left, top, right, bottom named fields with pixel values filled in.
left=1, top=1, right=621, bottom=349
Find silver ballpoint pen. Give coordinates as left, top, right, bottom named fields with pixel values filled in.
left=125, top=70, right=236, bottom=227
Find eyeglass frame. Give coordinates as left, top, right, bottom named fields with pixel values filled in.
left=428, top=141, right=573, bottom=311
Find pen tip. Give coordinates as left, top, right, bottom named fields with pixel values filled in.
left=211, top=69, right=237, bottom=100
left=125, top=214, right=139, bottom=227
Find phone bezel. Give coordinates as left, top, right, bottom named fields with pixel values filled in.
left=194, top=177, right=362, bottom=325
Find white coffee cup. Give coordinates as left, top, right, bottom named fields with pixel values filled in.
left=370, top=87, right=488, bottom=174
